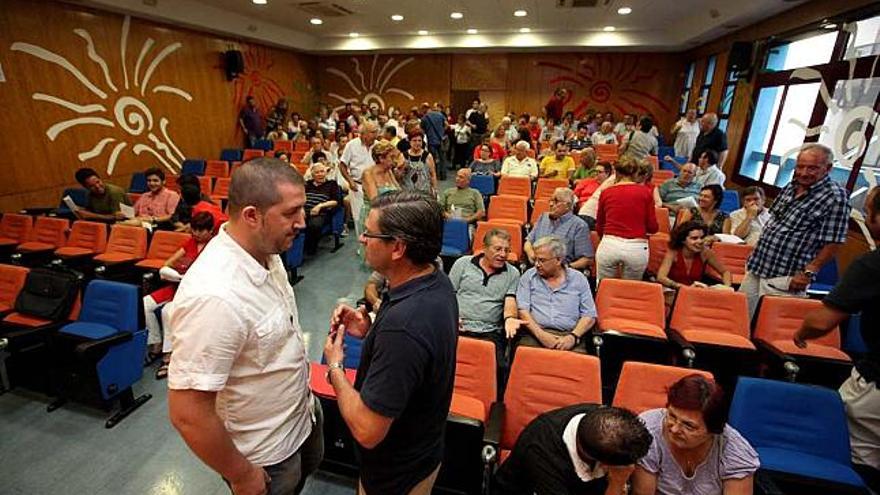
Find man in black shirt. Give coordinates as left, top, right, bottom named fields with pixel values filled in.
left=796, top=185, right=880, bottom=491
left=303, top=158, right=340, bottom=254
left=690, top=112, right=728, bottom=168
left=324, top=190, right=457, bottom=495
left=495, top=404, right=652, bottom=495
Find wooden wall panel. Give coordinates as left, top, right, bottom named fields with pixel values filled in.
left=452, top=55, right=508, bottom=90
left=0, top=0, right=317, bottom=212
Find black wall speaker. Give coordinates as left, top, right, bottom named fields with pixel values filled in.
left=224, top=50, right=244, bottom=81
left=728, top=41, right=753, bottom=72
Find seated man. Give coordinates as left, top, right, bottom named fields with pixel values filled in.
left=495, top=403, right=653, bottom=495
left=724, top=186, right=770, bottom=246
left=131, top=167, right=180, bottom=227
left=439, top=168, right=485, bottom=225
left=501, top=141, right=539, bottom=179
left=73, top=167, right=130, bottom=222
left=525, top=188, right=593, bottom=273
left=539, top=140, right=576, bottom=179
left=449, top=228, right=520, bottom=366
left=303, top=162, right=340, bottom=255
left=383, top=125, right=400, bottom=147
left=658, top=162, right=701, bottom=212
left=591, top=121, right=619, bottom=146
left=515, top=236, right=596, bottom=354
left=540, top=118, right=565, bottom=143
left=567, top=125, right=592, bottom=151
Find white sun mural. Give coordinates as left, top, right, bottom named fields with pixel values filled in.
left=326, top=54, right=415, bottom=112
left=10, top=15, right=191, bottom=175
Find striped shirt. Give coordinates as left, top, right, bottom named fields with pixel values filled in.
left=746, top=176, right=850, bottom=278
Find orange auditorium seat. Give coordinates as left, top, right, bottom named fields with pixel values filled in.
left=707, top=242, right=752, bottom=285
left=17, top=217, right=69, bottom=253
left=498, top=176, right=531, bottom=198
left=450, top=337, right=497, bottom=422
left=530, top=199, right=550, bottom=225
left=273, top=140, right=294, bottom=153
left=54, top=221, right=108, bottom=259
left=647, top=155, right=659, bottom=171
left=526, top=148, right=536, bottom=159
left=596, top=279, right=667, bottom=340
left=128, top=193, right=142, bottom=204
left=753, top=296, right=851, bottom=363
left=668, top=285, right=754, bottom=351
left=165, top=174, right=179, bottom=191
left=93, top=225, right=148, bottom=265
left=473, top=221, right=522, bottom=263
left=294, top=163, right=309, bottom=176
left=488, top=195, right=528, bottom=227
left=595, top=144, right=618, bottom=161
left=612, top=361, right=713, bottom=414
left=652, top=170, right=675, bottom=187
left=291, top=151, right=307, bottom=164
left=294, top=140, right=310, bottom=152
left=0, top=214, right=34, bottom=247
left=0, top=264, right=29, bottom=313
left=3, top=290, right=81, bottom=328
left=230, top=161, right=243, bottom=175
left=135, top=231, right=191, bottom=271
left=242, top=149, right=265, bottom=161
left=309, top=362, right=356, bottom=400
left=198, top=176, right=213, bottom=197
left=655, top=207, right=671, bottom=234
left=647, top=234, right=670, bottom=276
left=211, top=177, right=231, bottom=203
left=205, top=160, right=230, bottom=178
left=534, top=178, right=568, bottom=201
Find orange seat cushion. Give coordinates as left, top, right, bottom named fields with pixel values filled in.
left=600, top=318, right=667, bottom=339
left=0, top=302, right=10, bottom=313
left=135, top=259, right=166, bottom=270
left=55, top=247, right=96, bottom=257
left=3, top=312, right=52, bottom=328
left=17, top=242, right=55, bottom=252
left=308, top=363, right=356, bottom=399
left=499, top=449, right=511, bottom=465
left=0, top=238, right=18, bottom=246
left=450, top=393, right=487, bottom=423
left=769, top=340, right=852, bottom=362
left=679, top=329, right=755, bottom=350
left=93, top=253, right=139, bottom=264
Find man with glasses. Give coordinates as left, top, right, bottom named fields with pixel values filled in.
left=340, top=121, right=379, bottom=236
left=324, top=191, right=457, bottom=495
left=515, top=236, right=597, bottom=354
left=525, top=188, right=593, bottom=273
left=740, top=143, right=851, bottom=317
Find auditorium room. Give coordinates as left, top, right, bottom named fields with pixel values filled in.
left=1, top=0, right=879, bottom=494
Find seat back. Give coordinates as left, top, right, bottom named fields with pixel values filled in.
left=220, top=148, right=243, bottom=162
left=294, top=140, right=310, bottom=152
left=104, top=225, right=148, bottom=259
left=595, top=143, right=618, bottom=160
left=596, top=279, right=666, bottom=332
left=497, top=176, right=531, bottom=198
left=655, top=207, right=671, bottom=234
left=165, top=174, right=179, bottom=192
left=57, top=188, right=88, bottom=213
left=181, top=159, right=206, bottom=176
left=646, top=155, right=659, bottom=171
left=753, top=296, right=841, bottom=348
left=128, top=172, right=147, bottom=193
left=502, top=347, right=601, bottom=450
left=652, top=170, right=675, bottom=187
left=530, top=199, right=550, bottom=225
left=441, top=219, right=470, bottom=256
left=145, top=231, right=191, bottom=262
left=205, top=160, right=230, bottom=178
left=273, top=140, right=294, bottom=153
left=469, top=175, right=495, bottom=197
left=285, top=232, right=305, bottom=269
left=720, top=189, right=740, bottom=214
left=454, top=337, right=497, bottom=416
left=27, top=217, right=69, bottom=248
left=534, top=179, right=568, bottom=201
left=710, top=242, right=752, bottom=279
left=728, top=377, right=853, bottom=467
left=647, top=234, right=669, bottom=275
left=64, top=221, right=108, bottom=252
left=612, top=362, right=713, bottom=414
left=472, top=221, right=523, bottom=262
left=0, top=214, right=34, bottom=243
left=488, top=195, right=528, bottom=226
left=254, top=138, right=273, bottom=151
left=78, top=279, right=140, bottom=333
left=0, top=264, right=29, bottom=309
left=242, top=149, right=265, bottom=162
left=212, top=177, right=232, bottom=200
left=669, top=285, right=750, bottom=339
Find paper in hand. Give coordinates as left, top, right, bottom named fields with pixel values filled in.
left=675, top=195, right=699, bottom=209
left=119, top=203, right=135, bottom=219
left=62, top=195, right=79, bottom=212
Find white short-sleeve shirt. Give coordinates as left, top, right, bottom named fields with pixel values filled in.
left=501, top=156, right=538, bottom=179
left=168, top=226, right=313, bottom=466
left=340, top=137, right=375, bottom=182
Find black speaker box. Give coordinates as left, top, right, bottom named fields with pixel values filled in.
left=224, top=50, right=244, bottom=81
left=729, top=41, right=753, bottom=72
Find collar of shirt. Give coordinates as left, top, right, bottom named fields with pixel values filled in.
left=216, top=225, right=273, bottom=286
left=563, top=413, right=606, bottom=482
left=551, top=211, right=574, bottom=225
left=387, top=268, right=440, bottom=303
left=470, top=253, right=509, bottom=275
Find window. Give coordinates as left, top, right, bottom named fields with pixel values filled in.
left=697, top=55, right=717, bottom=115
left=679, top=62, right=696, bottom=116
left=718, top=68, right=740, bottom=132
left=765, top=31, right=838, bottom=71
left=844, top=14, right=880, bottom=60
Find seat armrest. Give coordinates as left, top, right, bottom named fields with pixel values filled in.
left=754, top=338, right=793, bottom=362
left=482, top=401, right=504, bottom=449
left=666, top=328, right=696, bottom=366
left=74, top=331, right=134, bottom=361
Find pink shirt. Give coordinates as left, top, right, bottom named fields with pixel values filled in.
left=134, top=187, right=180, bottom=217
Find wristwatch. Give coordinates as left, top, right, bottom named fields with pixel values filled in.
left=803, top=269, right=817, bottom=280
left=325, top=361, right=345, bottom=384
left=570, top=333, right=581, bottom=345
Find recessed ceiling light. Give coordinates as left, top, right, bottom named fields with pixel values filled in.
left=252, top=0, right=267, bottom=4
left=603, top=25, right=616, bottom=32
left=514, top=9, right=527, bottom=17
left=519, top=27, right=531, bottom=33
left=349, top=32, right=359, bottom=37
left=450, top=12, right=463, bottom=19
left=418, top=30, right=429, bottom=35
left=310, top=18, right=323, bottom=25
left=617, top=7, right=632, bottom=15
left=467, top=28, right=478, bottom=34
left=391, top=14, right=404, bottom=21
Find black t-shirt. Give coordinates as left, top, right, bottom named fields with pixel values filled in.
left=468, top=112, right=488, bottom=135
left=495, top=403, right=610, bottom=495
left=691, top=127, right=728, bottom=163
left=824, top=250, right=880, bottom=382
left=354, top=269, right=459, bottom=494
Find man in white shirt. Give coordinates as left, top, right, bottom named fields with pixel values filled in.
left=694, top=149, right=726, bottom=188
left=168, top=158, right=320, bottom=495
left=591, top=122, right=618, bottom=146
left=340, top=121, right=379, bottom=236
left=726, top=186, right=771, bottom=246
left=501, top=141, right=539, bottom=179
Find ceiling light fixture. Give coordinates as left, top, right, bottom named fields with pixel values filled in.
left=310, top=18, right=323, bottom=25
left=514, top=9, right=527, bottom=17
left=418, top=30, right=429, bottom=35
left=603, top=25, right=616, bottom=32
left=391, top=14, right=404, bottom=21
left=617, top=7, right=632, bottom=15
left=349, top=32, right=359, bottom=37
left=450, top=12, right=463, bottom=19
left=467, top=28, right=478, bottom=34
left=252, top=0, right=267, bottom=4
left=519, top=27, right=531, bottom=33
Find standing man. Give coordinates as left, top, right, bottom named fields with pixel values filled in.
left=168, top=158, right=322, bottom=495
left=740, top=143, right=851, bottom=316
left=239, top=95, right=264, bottom=149
left=340, top=121, right=379, bottom=236
left=421, top=103, right=448, bottom=180
left=690, top=113, right=728, bottom=169
left=545, top=87, right=567, bottom=123
left=795, top=185, right=879, bottom=492
left=324, top=191, right=457, bottom=495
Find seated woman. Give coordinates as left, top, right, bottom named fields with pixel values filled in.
left=469, top=143, right=502, bottom=177
left=657, top=221, right=732, bottom=297
left=678, top=185, right=728, bottom=236
left=631, top=374, right=760, bottom=495
left=304, top=161, right=340, bottom=255
left=130, top=167, right=180, bottom=228
left=171, top=182, right=226, bottom=233
left=573, top=162, right=611, bottom=208
left=143, top=211, right=216, bottom=379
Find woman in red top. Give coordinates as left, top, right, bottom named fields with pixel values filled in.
left=573, top=162, right=611, bottom=208
left=657, top=220, right=731, bottom=291
left=595, top=156, right=659, bottom=281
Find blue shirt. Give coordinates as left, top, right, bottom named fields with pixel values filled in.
left=421, top=111, right=446, bottom=146
left=517, top=267, right=597, bottom=331
left=528, top=212, right=594, bottom=263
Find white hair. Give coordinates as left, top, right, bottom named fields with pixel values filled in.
left=533, top=236, right=566, bottom=259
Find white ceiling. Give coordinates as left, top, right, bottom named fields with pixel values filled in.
left=77, top=0, right=808, bottom=52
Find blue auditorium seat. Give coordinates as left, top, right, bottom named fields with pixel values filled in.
left=220, top=148, right=243, bottom=162
left=441, top=219, right=470, bottom=257
left=254, top=138, right=273, bottom=151
left=318, top=206, right=345, bottom=252
left=56, top=188, right=88, bottom=218
left=658, top=145, right=675, bottom=160
left=720, top=189, right=740, bottom=214
left=181, top=159, right=206, bottom=176
left=284, top=232, right=305, bottom=285
left=806, top=258, right=838, bottom=297
left=128, top=172, right=147, bottom=193
left=470, top=175, right=495, bottom=198
left=728, top=377, right=867, bottom=491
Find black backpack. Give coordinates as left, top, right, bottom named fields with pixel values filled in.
left=14, top=267, right=81, bottom=321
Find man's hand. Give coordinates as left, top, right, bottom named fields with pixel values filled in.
left=331, top=304, right=370, bottom=338
left=554, top=333, right=577, bottom=351
left=504, top=318, right=524, bottom=339
left=663, top=155, right=675, bottom=162
left=793, top=328, right=809, bottom=349
left=604, top=464, right=636, bottom=494
left=745, top=203, right=760, bottom=219
left=310, top=206, right=322, bottom=216
left=228, top=463, right=270, bottom=495
left=114, top=211, right=128, bottom=221
left=323, top=324, right=346, bottom=366
left=789, top=272, right=812, bottom=292
left=535, top=329, right=559, bottom=349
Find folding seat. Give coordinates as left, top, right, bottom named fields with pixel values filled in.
left=652, top=169, right=675, bottom=187
left=612, top=361, right=713, bottom=414
left=283, top=232, right=305, bottom=285
left=589, top=230, right=600, bottom=276
left=728, top=377, right=869, bottom=494
left=128, top=172, right=147, bottom=193
left=128, top=192, right=143, bottom=204
left=487, top=195, right=528, bottom=227
left=720, top=189, right=740, bottom=214
left=570, top=149, right=582, bottom=164
left=254, top=138, right=273, bottom=151
left=0, top=264, right=29, bottom=314
left=135, top=231, right=191, bottom=272
left=753, top=296, right=852, bottom=386
left=54, top=221, right=108, bottom=260
left=198, top=176, right=214, bottom=199
left=56, top=188, right=88, bottom=219
left=220, top=148, right=243, bottom=162
left=470, top=174, right=495, bottom=198
left=646, top=155, right=659, bottom=170
left=440, top=219, right=469, bottom=258
left=294, top=140, right=310, bottom=152
left=12, top=217, right=69, bottom=266
left=529, top=198, right=550, bottom=225
left=472, top=221, right=522, bottom=263
left=661, top=156, right=687, bottom=172
left=164, top=174, right=179, bottom=192
left=646, top=233, right=670, bottom=277
left=497, top=176, right=531, bottom=199
left=294, top=163, right=309, bottom=176
left=92, top=226, right=148, bottom=282
left=204, top=160, right=230, bottom=178
left=533, top=178, right=568, bottom=201
left=180, top=159, right=206, bottom=176
left=706, top=242, right=752, bottom=285
left=211, top=177, right=231, bottom=204
left=50, top=280, right=152, bottom=428
left=655, top=207, right=671, bottom=234
left=273, top=140, right=293, bottom=153
left=806, top=258, right=838, bottom=298
left=595, top=143, right=618, bottom=160
left=0, top=214, right=34, bottom=249
left=291, top=151, right=307, bottom=164
left=658, top=145, right=675, bottom=161
left=242, top=149, right=265, bottom=162
left=230, top=161, right=243, bottom=176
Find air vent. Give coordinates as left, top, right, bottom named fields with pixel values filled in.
left=294, top=2, right=354, bottom=17
left=556, top=0, right=599, bottom=7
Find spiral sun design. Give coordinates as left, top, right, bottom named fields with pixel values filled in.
left=325, top=54, right=415, bottom=112
left=10, top=15, right=191, bottom=175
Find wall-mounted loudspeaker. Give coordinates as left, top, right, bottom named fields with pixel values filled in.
left=224, top=50, right=244, bottom=81
left=728, top=41, right=753, bottom=72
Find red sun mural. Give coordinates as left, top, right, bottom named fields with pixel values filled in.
left=231, top=45, right=285, bottom=116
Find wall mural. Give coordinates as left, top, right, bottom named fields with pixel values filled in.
left=325, top=54, right=415, bottom=111
left=538, top=53, right=672, bottom=119
left=9, top=15, right=191, bottom=175
left=232, top=44, right=285, bottom=115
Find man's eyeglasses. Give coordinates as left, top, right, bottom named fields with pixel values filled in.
left=361, top=230, right=395, bottom=241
